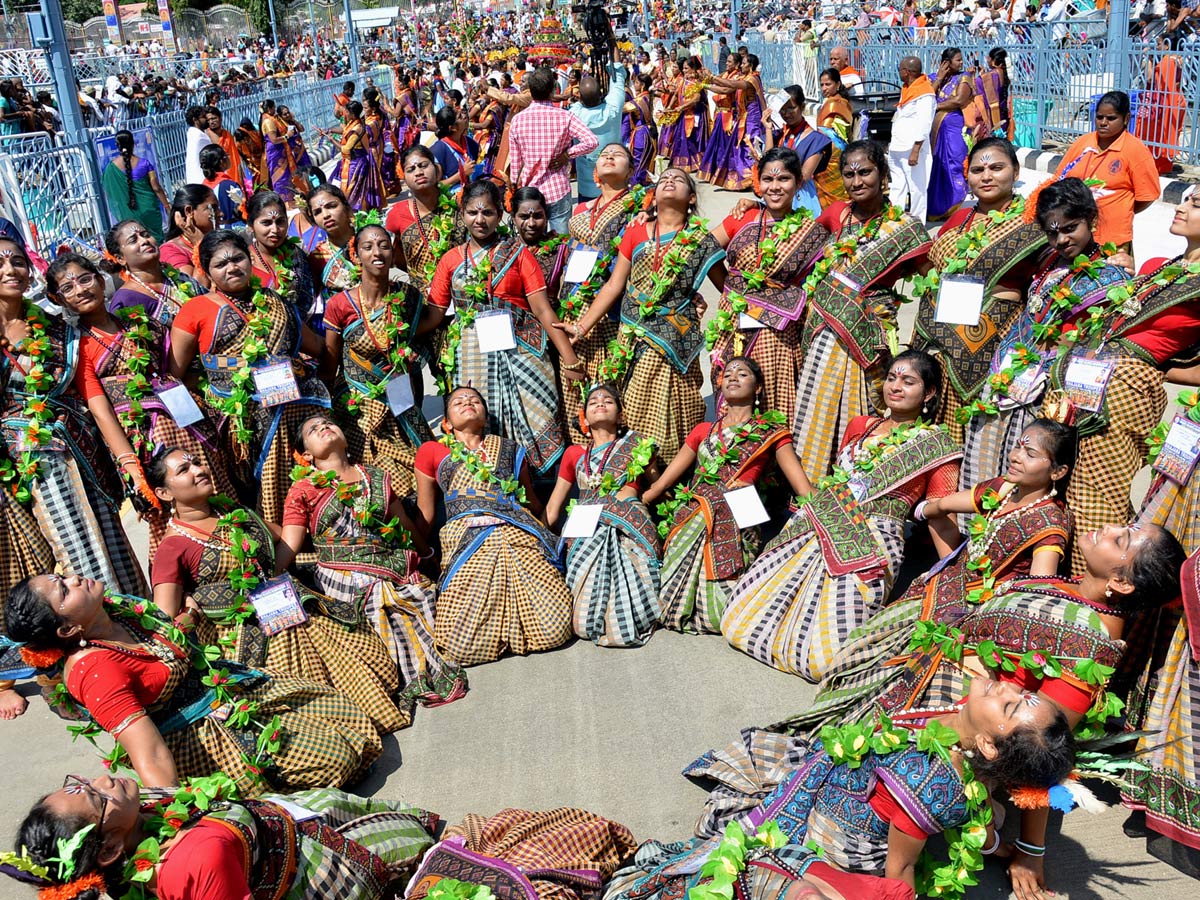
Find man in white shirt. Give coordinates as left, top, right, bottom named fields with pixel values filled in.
left=184, top=105, right=213, bottom=185
left=887, top=56, right=936, bottom=223
left=1040, top=0, right=1069, bottom=43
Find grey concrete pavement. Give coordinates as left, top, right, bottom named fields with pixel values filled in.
left=0, top=178, right=1195, bottom=899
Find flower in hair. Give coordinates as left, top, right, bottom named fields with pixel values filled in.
left=352, top=208, right=383, bottom=231
left=38, top=872, right=106, bottom=900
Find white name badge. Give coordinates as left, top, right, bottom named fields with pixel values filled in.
left=725, top=485, right=770, bottom=529
left=385, top=372, right=416, bottom=416
left=564, top=248, right=600, bottom=283
left=445, top=300, right=457, bottom=318
left=252, top=362, right=301, bottom=408
left=1063, top=355, right=1116, bottom=412
left=269, top=798, right=322, bottom=823
left=562, top=502, right=604, bottom=538
left=934, top=275, right=986, bottom=327
left=155, top=382, right=204, bottom=428
left=474, top=309, right=516, bottom=353
left=1153, top=415, right=1200, bottom=485
left=738, top=312, right=765, bottom=330
left=249, top=575, right=308, bottom=636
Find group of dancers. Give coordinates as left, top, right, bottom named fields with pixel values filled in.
left=1, top=55, right=1200, bottom=900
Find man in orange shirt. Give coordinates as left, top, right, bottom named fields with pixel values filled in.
left=1053, top=91, right=1160, bottom=252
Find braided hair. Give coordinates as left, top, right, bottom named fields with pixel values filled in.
left=115, top=129, right=137, bottom=211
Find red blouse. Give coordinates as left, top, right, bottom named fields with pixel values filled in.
left=282, top=471, right=397, bottom=530
left=158, top=239, right=194, bottom=270
left=157, top=819, right=252, bottom=900
left=427, top=242, right=546, bottom=311
left=65, top=647, right=171, bottom=736
left=558, top=443, right=586, bottom=481
left=150, top=533, right=204, bottom=590
left=72, top=327, right=124, bottom=402
left=414, top=441, right=452, bottom=478
left=173, top=294, right=248, bottom=355
left=321, top=289, right=359, bottom=333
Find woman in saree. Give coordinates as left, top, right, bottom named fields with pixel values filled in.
left=323, top=223, right=434, bottom=496
left=912, top=138, right=1047, bottom=445
left=246, top=191, right=318, bottom=325
left=656, top=65, right=705, bottom=174
left=1055, top=188, right=1200, bottom=574
left=105, top=219, right=203, bottom=327
left=6, top=572, right=384, bottom=793
left=970, top=47, right=1011, bottom=140
left=158, top=184, right=218, bottom=285
left=512, top=187, right=568, bottom=305
left=709, top=149, right=829, bottom=419
left=558, top=168, right=726, bottom=462
left=148, top=446, right=409, bottom=737
left=608, top=675, right=1073, bottom=898
left=546, top=384, right=662, bottom=648
left=698, top=53, right=746, bottom=189
left=282, top=414, right=468, bottom=709
left=556, top=145, right=645, bottom=442
left=644, top=357, right=812, bottom=634
left=474, top=88, right=507, bottom=180
left=0, top=236, right=146, bottom=598
left=1134, top=34, right=1186, bottom=175
left=722, top=350, right=962, bottom=680
left=927, top=47, right=972, bottom=221
left=169, top=230, right=331, bottom=525
left=761, top=87, right=831, bottom=218
left=333, top=101, right=384, bottom=212
left=199, top=144, right=245, bottom=227
left=54, top=254, right=231, bottom=556
left=415, top=386, right=573, bottom=666
left=259, top=98, right=297, bottom=203
left=771, top=417, right=1074, bottom=738
left=420, top=180, right=579, bottom=479
left=626, top=75, right=657, bottom=187
left=362, top=88, right=391, bottom=200
left=300, top=184, right=361, bottom=323
left=101, top=129, right=169, bottom=242
left=235, top=117, right=265, bottom=189
left=814, top=68, right=852, bottom=209
left=792, top=139, right=931, bottom=479
left=392, top=72, right=420, bottom=159
left=279, top=104, right=314, bottom=169
left=961, top=178, right=1131, bottom=493
left=706, top=55, right=768, bottom=192
left=9, top=775, right=436, bottom=900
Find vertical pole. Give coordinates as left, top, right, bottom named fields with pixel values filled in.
left=41, top=0, right=111, bottom=230
left=268, top=0, right=280, bottom=47
left=1105, top=0, right=1132, bottom=93
left=731, top=0, right=740, bottom=42
left=1033, top=45, right=1045, bottom=150
left=342, top=0, right=360, bottom=72
left=306, top=0, right=319, bottom=67
left=1, top=0, right=13, bottom=48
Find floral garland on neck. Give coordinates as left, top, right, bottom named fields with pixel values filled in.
left=910, top=198, right=1026, bottom=300
left=343, top=288, right=417, bottom=416
left=535, top=233, right=570, bottom=258
left=45, top=586, right=282, bottom=782
left=597, top=215, right=708, bottom=386
left=203, top=278, right=274, bottom=449
left=686, top=819, right=790, bottom=900
left=794, top=418, right=942, bottom=506
left=269, top=236, right=302, bottom=298
left=414, top=186, right=460, bottom=288
left=704, top=207, right=813, bottom=351
left=557, top=186, right=648, bottom=320
left=801, top=204, right=901, bottom=296
left=955, top=245, right=1118, bottom=425
left=819, top=713, right=991, bottom=900
left=655, top=409, right=785, bottom=538
left=437, top=242, right=495, bottom=394
left=439, top=432, right=526, bottom=502
left=290, top=463, right=413, bottom=548
left=99, top=306, right=155, bottom=457
left=565, top=433, right=655, bottom=518
left=962, top=484, right=1006, bottom=605
left=0, top=300, right=55, bottom=505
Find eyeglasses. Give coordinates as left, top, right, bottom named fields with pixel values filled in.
left=55, top=272, right=99, bottom=297
left=63, top=775, right=111, bottom=833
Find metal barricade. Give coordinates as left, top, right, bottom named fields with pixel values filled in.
left=0, top=139, right=107, bottom=255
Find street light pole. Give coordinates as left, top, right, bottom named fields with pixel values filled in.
left=267, top=0, right=279, bottom=45
left=342, top=0, right=360, bottom=72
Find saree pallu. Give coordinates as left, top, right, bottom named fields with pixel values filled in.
left=336, top=127, right=385, bottom=212
left=304, top=466, right=467, bottom=708
left=793, top=213, right=930, bottom=478
left=287, top=132, right=314, bottom=169
left=94, top=607, right=381, bottom=795
left=657, top=423, right=790, bottom=635
left=564, top=433, right=662, bottom=647
left=927, top=74, right=969, bottom=220
left=710, top=215, right=829, bottom=418
left=185, top=509, right=409, bottom=735
left=612, top=232, right=725, bottom=461
left=971, top=70, right=1010, bottom=140
left=188, top=790, right=435, bottom=900
left=630, top=120, right=656, bottom=187
left=365, top=113, right=389, bottom=197
left=815, top=98, right=852, bottom=209
left=772, top=497, right=1070, bottom=735
left=199, top=289, right=332, bottom=524
left=721, top=425, right=960, bottom=680
left=559, top=200, right=637, bottom=443
left=699, top=96, right=741, bottom=188
left=396, top=213, right=465, bottom=373
left=263, top=122, right=297, bottom=201
left=447, top=240, right=565, bottom=477
left=335, top=295, right=434, bottom=497
left=913, top=212, right=1046, bottom=443
left=683, top=729, right=967, bottom=871
left=0, top=490, right=54, bottom=681
left=434, top=435, right=573, bottom=666
left=101, top=159, right=163, bottom=241
left=1134, top=55, right=1185, bottom=175
left=1, top=318, right=146, bottom=597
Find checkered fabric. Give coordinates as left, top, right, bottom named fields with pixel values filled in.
left=508, top=101, right=600, bottom=205
left=567, top=513, right=661, bottom=648
left=711, top=326, right=801, bottom=422
left=791, top=328, right=876, bottom=482
left=618, top=349, right=705, bottom=464
left=658, top=512, right=750, bottom=635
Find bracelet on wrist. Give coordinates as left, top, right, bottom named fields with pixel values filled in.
left=981, top=831, right=1002, bottom=856
left=1014, top=840, right=1046, bottom=858
left=913, top=499, right=929, bottom=521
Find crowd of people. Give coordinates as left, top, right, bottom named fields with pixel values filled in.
left=2, top=9, right=1200, bottom=900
